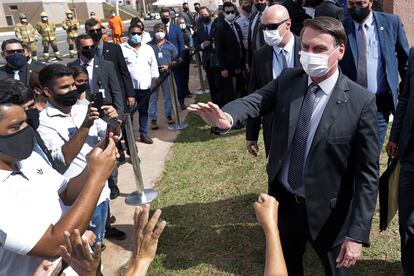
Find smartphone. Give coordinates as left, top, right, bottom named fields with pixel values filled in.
left=91, top=92, right=105, bottom=118
left=104, top=124, right=110, bottom=148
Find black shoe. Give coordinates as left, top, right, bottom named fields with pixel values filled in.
left=110, top=186, right=120, bottom=200
left=180, top=103, right=187, bottom=110
left=56, top=57, right=63, bottom=61
left=150, top=120, right=159, bottom=130
left=166, top=116, right=175, bottom=125
left=105, top=226, right=127, bottom=240
left=140, top=134, right=153, bottom=144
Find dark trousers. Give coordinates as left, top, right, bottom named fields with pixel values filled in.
left=204, top=64, right=220, bottom=105
left=134, top=89, right=151, bottom=135
left=182, top=49, right=191, bottom=95
left=272, top=185, right=354, bottom=276
left=218, top=70, right=245, bottom=108
left=376, top=92, right=394, bottom=149
left=399, top=150, right=414, bottom=275
left=173, top=67, right=186, bottom=105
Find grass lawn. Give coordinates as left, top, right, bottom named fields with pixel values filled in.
left=147, top=94, right=403, bottom=276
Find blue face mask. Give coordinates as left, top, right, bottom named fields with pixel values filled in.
left=130, top=34, right=142, bottom=45
left=6, top=53, right=28, bottom=69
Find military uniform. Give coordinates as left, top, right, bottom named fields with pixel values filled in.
left=62, top=10, right=79, bottom=58
left=35, top=12, right=62, bottom=62
left=14, top=13, right=38, bottom=61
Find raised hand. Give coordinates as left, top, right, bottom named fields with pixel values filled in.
left=253, top=193, right=279, bottom=234
left=188, top=102, right=232, bottom=129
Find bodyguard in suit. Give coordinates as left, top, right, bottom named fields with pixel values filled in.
left=215, top=2, right=246, bottom=107
left=189, top=17, right=379, bottom=275
left=246, top=4, right=301, bottom=157
left=387, top=48, right=414, bottom=276
left=193, top=7, right=221, bottom=105
left=247, top=0, right=268, bottom=67
left=341, top=0, right=409, bottom=148
left=68, top=34, right=124, bottom=120
left=315, top=0, right=344, bottom=20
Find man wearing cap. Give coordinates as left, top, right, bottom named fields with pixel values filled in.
left=62, top=9, right=79, bottom=58
left=35, top=12, right=62, bottom=62
left=15, top=13, right=38, bottom=61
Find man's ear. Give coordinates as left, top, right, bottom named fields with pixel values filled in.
left=42, top=87, right=52, bottom=98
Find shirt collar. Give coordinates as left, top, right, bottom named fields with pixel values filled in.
left=225, top=19, right=235, bottom=25
left=45, top=101, right=71, bottom=117
left=307, top=68, right=339, bottom=96
left=273, top=34, right=295, bottom=54
left=354, top=11, right=374, bottom=29
left=0, top=162, right=26, bottom=182
left=80, top=58, right=94, bottom=66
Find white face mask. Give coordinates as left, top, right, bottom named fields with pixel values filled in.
left=263, top=29, right=285, bottom=47
left=299, top=48, right=338, bottom=77
left=225, top=13, right=236, bottom=22
left=155, top=31, right=166, bottom=40
left=179, top=23, right=186, bottom=30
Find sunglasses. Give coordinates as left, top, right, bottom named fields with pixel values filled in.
left=130, top=32, right=143, bottom=36
left=88, top=28, right=102, bottom=33
left=260, top=19, right=289, bottom=30
left=4, top=49, right=25, bottom=55
left=81, top=45, right=96, bottom=50
left=225, top=10, right=235, bottom=14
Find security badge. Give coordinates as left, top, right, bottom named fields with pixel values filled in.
left=37, top=168, right=43, bottom=175
left=158, top=52, right=163, bottom=58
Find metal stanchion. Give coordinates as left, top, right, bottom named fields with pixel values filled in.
left=124, top=115, right=159, bottom=205
left=195, top=51, right=209, bottom=95
left=168, top=72, right=188, bottom=131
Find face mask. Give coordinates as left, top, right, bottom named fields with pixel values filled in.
left=0, top=125, right=34, bottom=160
left=81, top=48, right=96, bottom=60
left=183, top=7, right=189, bottom=11
left=67, top=14, right=73, bottom=19
left=89, top=30, right=103, bottom=42
left=161, top=17, right=170, bottom=24
left=76, top=83, right=87, bottom=94
left=155, top=32, right=166, bottom=40
left=179, top=23, right=186, bottom=30
left=255, top=2, right=267, bottom=12
left=6, top=53, right=28, bottom=69
left=25, top=109, right=40, bottom=130
left=42, top=17, right=48, bottom=21
left=53, top=89, right=78, bottom=107
left=263, top=29, right=284, bottom=47
left=21, top=19, right=28, bottom=23
left=349, top=6, right=371, bottom=23
left=299, top=49, right=338, bottom=77
left=225, top=13, right=236, bottom=22
left=242, top=5, right=252, bottom=13
left=201, top=16, right=211, bottom=24
left=111, top=13, right=116, bottom=17
left=91, top=15, right=96, bottom=19
left=130, top=34, right=142, bottom=45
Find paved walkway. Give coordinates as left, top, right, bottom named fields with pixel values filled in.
left=102, top=64, right=202, bottom=275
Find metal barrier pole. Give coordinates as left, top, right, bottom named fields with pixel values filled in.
left=168, top=71, right=188, bottom=131
left=124, top=115, right=159, bottom=205
left=195, top=51, right=209, bottom=95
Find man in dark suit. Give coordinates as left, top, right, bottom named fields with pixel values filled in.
left=246, top=4, right=301, bottom=157
left=0, top=39, right=44, bottom=86
left=341, top=0, right=409, bottom=148
left=247, top=0, right=268, bottom=68
left=193, top=6, right=221, bottom=105
left=160, top=7, right=187, bottom=110
left=68, top=34, right=124, bottom=120
left=387, top=48, right=414, bottom=276
left=189, top=17, right=379, bottom=275
left=315, top=0, right=344, bottom=19
left=282, top=0, right=311, bottom=35
left=215, top=2, right=246, bottom=107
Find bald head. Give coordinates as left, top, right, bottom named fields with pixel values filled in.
left=261, top=4, right=289, bottom=24
left=260, top=4, right=292, bottom=48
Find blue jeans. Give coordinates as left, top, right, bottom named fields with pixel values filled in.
left=149, top=73, right=173, bottom=121
left=88, top=199, right=109, bottom=243
left=134, top=89, right=151, bottom=135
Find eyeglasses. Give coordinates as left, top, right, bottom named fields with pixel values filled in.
left=88, top=28, right=102, bottom=33
left=81, top=45, right=96, bottom=50
left=130, top=32, right=143, bottom=36
left=225, top=10, right=235, bottom=14
left=4, top=49, right=25, bottom=55
left=260, top=19, right=289, bottom=30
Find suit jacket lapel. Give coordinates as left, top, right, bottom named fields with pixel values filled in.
left=344, top=18, right=358, bottom=68
left=293, top=35, right=301, bottom=68
left=92, top=59, right=99, bottom=93
left=308, top=72, right=350, bottom=155
left=373, top=12, right=387, bottom=63
left=288, top=73, right=309, bottom=148
left=263, top=45, right=273, bottom=81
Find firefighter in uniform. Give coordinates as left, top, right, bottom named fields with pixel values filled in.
left=62, top=9, right=79, bottom=58
left=35, top=12, right=62, bottom=62
left=15, top=13, right=38, bottom=61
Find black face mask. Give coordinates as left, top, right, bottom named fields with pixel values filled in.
left=161, top=17, right=170, bottom=24
left=255, top=2, right=267, bottom=12
left=6, top=53, right=28, bottom=69
left=201, top=16, right=211, bottom=24
left=25, top=109, right=40, bottom=130
left=89, top=30, right=103, bottom=42
left=76, top=83, right=88, bottom=94
left=242, top=5, right=252, bottom=13
left=0, top=125, right=34, bottom=160
left=349, top=6, right=370, bottom=23
left=53, top=89, right=78, bottom=107
left=81, top=48, right=97, bottom=60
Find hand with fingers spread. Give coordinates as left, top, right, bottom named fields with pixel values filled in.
left=59, top=229, right=101, bottom=276
left=188, top=102, right=232, bottom=129
left=336, top=239, right=362, bottom=268
left=125, top=204, right=167, bottom=276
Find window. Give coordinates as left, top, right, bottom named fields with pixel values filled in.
left=5, top=16, right=14, bottom=26
left=9, top=5, right=18, bottom=10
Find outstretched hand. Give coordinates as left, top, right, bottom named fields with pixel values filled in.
left=254, top=193, right=279, bottom=234
left=188, top=102, right=232, bottom=129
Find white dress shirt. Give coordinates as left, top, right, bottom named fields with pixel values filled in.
left=80, top=58, right=95, bottom=92
left=121, top=42, right=159, bottom=90
left=272, top=34, right=295, bottom=78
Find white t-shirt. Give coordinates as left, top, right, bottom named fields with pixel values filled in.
left=0, top=151, right=68, bottom=275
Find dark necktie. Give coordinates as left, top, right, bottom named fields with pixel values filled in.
left=96, top=46, right=102, bottom=59
left=81, top=63, right=91, bottom=91
left=288, top=83, right=320, bottom=192
left=357, top=24, right=368, bottom=88
left=281, top=49, right=287, bottom=68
